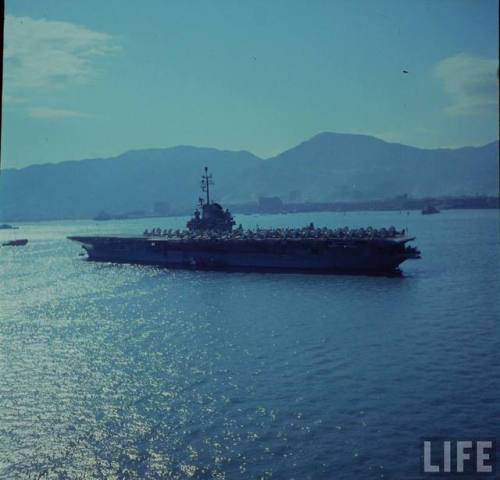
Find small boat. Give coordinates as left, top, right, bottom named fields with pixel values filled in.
left=2, top=238, right=28, bottom=247
left=0, top=223, right=19, bottom=230
left=421, top=205, right=440, bottom=215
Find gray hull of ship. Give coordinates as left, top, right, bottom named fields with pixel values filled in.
left=68, top=236, right=419, bottom=274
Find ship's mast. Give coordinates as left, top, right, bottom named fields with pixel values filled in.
left=201, top=166, right=213, bottom=205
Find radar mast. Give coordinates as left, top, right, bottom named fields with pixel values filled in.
left=201, top=167, right=213, bottom=205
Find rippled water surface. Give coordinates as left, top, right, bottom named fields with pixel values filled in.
left=1, top=210, right=499, bottom=479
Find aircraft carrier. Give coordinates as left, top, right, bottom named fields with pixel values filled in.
left=68, top=168, right=421, bottom=274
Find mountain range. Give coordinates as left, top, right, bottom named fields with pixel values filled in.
left=0, top=132, right=498, bottom=221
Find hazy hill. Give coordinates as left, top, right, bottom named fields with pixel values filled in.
left=0, top=147, right=260, bottom=221
left=225, top=133, right=499, bottom=203
left=0, top=133, right=497, bottom=221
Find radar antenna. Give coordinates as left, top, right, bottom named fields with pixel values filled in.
left=201, top=166, right=213, bottom=205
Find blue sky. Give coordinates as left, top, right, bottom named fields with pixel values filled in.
left=3, top=0, right=499, bottom=168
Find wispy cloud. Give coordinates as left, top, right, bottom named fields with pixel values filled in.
left=4, top=15, right=119, bottom=91
left=2, top=94, right=28, bottom=105
left=29, top=107, right=92, bottom=119
left=435, top=53, right=498, bottom=115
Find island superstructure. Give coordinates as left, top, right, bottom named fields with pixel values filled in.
left=68, top=168, right=421, bottom=274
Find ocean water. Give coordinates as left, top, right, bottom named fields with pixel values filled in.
left=0, top=209, right=498, bottom=479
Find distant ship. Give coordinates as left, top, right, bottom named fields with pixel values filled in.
left=0, top=223, right=19, bottom=230
left=93, top=211, right=116, bottom=221
left=421, top=205, right=440, bottom=215
left=68, top=168, right=420, bottom=274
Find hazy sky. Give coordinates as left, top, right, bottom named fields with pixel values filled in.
left=3, top=0, right=499, bottom=168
